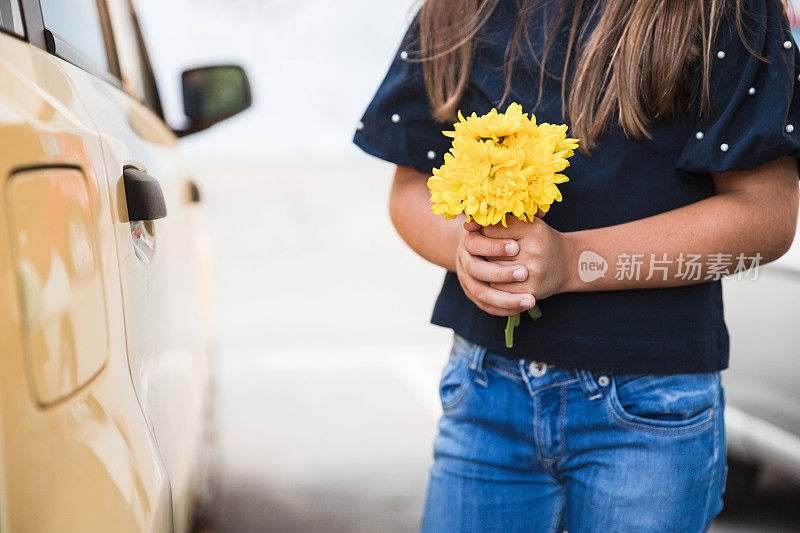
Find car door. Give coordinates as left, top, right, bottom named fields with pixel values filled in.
left=28, top=0, right=214, bottom=530
left=0, top=0, right=172, bottom=530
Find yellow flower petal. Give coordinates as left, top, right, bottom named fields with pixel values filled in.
left=428, top=103, right=578, bottom=225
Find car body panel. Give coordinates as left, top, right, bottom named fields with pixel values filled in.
left=0, top=31, right=172, bottom=531
left=6, top=166, right=110, bottom=407
left=0, top=0, right=222, bottom=527
left=64, top=45, right=211, bottom=533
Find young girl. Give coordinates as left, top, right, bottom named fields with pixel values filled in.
left=354, top=0, right=799, bottom=531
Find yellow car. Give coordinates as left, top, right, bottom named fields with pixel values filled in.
left=0, top=0, right=250, bottom=531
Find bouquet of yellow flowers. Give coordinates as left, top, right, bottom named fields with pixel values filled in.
left=428, top=103, right=579, bottom=347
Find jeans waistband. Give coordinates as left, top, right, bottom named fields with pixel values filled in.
left=455, top=334, right=607, bottom=398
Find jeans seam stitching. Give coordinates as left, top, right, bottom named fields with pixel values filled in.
left=485, top=366, right=524, bottom=382
left=531, top=379, right=580, bottom=394
left=440, top=357, right=474, bottom=410
left=556, top=385, right=568, bottom=461
left=702, top=385, right=722, bottom=526
left=603, top=398, right=714, bottom=436
left=441, top=378, right=472, bottom=410
left=703, top=410, right=717, bottom=523
left=550, top=488, right=565, bottom=533
left=533, top=393, right=543, bottom=463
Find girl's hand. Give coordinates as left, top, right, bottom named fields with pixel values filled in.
left=455, top=221, right=536, bottom=316
left=483, top=217, right=573, bottom=300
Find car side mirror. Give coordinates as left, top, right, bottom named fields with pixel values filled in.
left=177, top=65, right=252, bottom=137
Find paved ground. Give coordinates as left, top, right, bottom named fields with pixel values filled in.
left=195, top=160, right=800, bottom=532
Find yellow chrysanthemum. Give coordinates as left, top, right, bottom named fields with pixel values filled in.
left=443, top=102, right=527, bottom=143
left=428, top=102, right=579, bottom=227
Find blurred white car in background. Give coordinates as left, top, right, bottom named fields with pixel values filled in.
left=723, top=212, right=800, bottom=504
left=719, top=10, right=800, bottom=509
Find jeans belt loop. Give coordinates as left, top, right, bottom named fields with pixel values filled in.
left=578, top=370, right=603, bottom=401
left=469, top=344, right=489, bottom=388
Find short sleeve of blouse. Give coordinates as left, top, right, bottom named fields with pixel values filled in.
left=353, top=16, right=452, bottom=175
left=676, top=0, right=800, bottom=176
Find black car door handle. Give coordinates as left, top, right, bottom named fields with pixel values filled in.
left=123, top=168, right=167, bottom=221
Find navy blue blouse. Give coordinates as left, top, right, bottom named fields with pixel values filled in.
left=353, top=0, right=800, bottom=374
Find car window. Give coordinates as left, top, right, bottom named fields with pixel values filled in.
left=0, top=0, right=23, bottom=36
left=108, top=0, right=147, bottom=100
left=39, top=0, right=109, bottom=70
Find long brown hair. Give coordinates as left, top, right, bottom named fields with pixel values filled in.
left=418, top=0, right=769, bottom=151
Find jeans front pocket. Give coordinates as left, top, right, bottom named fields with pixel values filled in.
left=439, top=336, right=474, bottom=411
left=605, top=373, right=720, bottom=436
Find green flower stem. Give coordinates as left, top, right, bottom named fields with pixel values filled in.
left=504, top=304, right=542, bottom=348
left=527, top=304, right=543, bottom=321
left=504, top=313, right=520, bottom=348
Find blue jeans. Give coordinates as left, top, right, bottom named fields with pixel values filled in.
left=421, top=335, right=727, bottom=532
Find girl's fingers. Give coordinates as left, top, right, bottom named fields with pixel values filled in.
left=462, top=252, right=528, bottom=283
left=482, top=225, right=517, bottom=239
left=459, top=266, right=535, bottom=312
left=474, top=302, right=520, bottom=317
left=489, top=281, right=528, bottom=293
left=483, top=217, right=538, bottom=239
left=474, top=283, right=535, bottom=312
left=464, top=231, right=519, bottom=258
left=463, top=220, right=482, bottom=232
left=461, top=281, right=525, bottom=317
